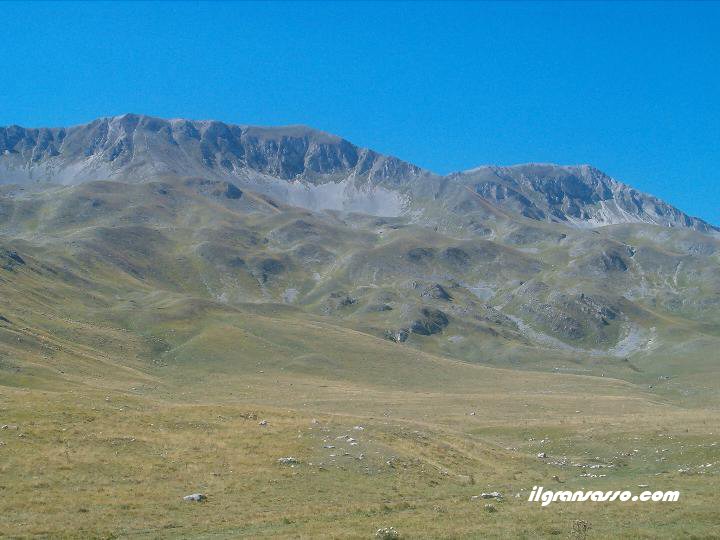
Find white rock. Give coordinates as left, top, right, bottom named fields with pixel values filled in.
left=376, top=526, right=399, bottom=540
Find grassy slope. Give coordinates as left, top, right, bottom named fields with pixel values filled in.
left=1, top=180, right=719, bottom=538
left=2, top=287, right=719, bottom=538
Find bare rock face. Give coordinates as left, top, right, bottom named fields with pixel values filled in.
left=1, top=115, right=715, bottom=232
left=452, top=164, right=716, bottom=233
left=0, top=115, right=424, bottom=216
left=1, top=128, right=718, bottom=359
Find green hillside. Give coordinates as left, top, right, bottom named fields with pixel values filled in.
left=1, top=175, right=719, bottom=537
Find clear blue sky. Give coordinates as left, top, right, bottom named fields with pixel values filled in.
left=1, top=1, right=718, bottom=224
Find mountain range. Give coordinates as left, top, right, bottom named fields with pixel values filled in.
left=3, top=115, right=720, bottom=536
left=1, top=114, right=719, bottom=378
left=1, top=113, right=715, bottom=232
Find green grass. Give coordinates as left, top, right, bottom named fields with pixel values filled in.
left=2, top=178, right=720, bottom=537
left=2, top=292, right=719, bottom=538
left=2, top=362, right=719, bottom=538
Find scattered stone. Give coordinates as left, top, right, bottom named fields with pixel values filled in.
left=183, top=493, right=207, bottom=502
left=259, top=420, right=268, bottom=426
left=571, top=519, right=591, bottom=538
left=277, top=457, right=300, bottom=465
left=480, top=491, right=503, bottom=500
left=421, top=283, right=453, bottom=301
left=537, top=452, right=548, bottom=459
left=325, top=291, right=357, bottom=312
left=384, top=328, right=409, bottom=343
left=484, top=503, right=497, bottom=513
left=353, top=426, right=364, bottom=431
left=376, top=526, right=400, bottom=540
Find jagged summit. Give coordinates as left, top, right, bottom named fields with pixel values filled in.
left=0, top=113, right=424, bottom=185
left=0, top=115, right=715, bottom=232
left=452, top=162, right=717, bottom=233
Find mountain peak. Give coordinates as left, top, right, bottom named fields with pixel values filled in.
left=96, top=114, right=347, bottom=145
left=0, top=115, right=425, bottom=187
left=455, top=162, right=716, bottom=232
left=0, top=115, right=714, bottom=232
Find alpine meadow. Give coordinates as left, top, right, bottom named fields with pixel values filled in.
left=0, top=114, right=718, bottom=538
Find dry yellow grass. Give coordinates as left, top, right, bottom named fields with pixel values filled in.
left=1, top=245, right=718, bottom=538
left=2, top=350, right=719, bottom=539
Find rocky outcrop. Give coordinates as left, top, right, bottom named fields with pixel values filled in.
left=453, top=164, right=716, bottom=233
left=2, top=249, right=26, bottom=271
left=0, top=116, right=715, bottom=232
left=0, top=114, right=423, bottom=187
left=384, top=328, right=409, bottom=343
left=410, top=308, right=449, bottom=335
left=421, top=284, right=452, bottom=301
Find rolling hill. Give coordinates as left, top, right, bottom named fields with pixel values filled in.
left=1, top=115, right=719, bottom=538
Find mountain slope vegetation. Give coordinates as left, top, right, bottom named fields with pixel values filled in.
left=1, top=116, right=718, bottom=537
